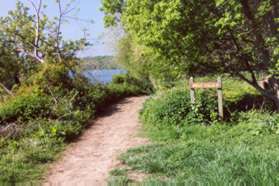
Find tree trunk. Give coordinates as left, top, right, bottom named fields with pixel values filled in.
left=274, top=90, right=279, bottom=111
left=268, top=92, right=279, bottom=111
left=238, top=73, right=279, bottom=111
left=274, top=98, right=279, bottom=111
left=14, top=72, right=21, bottom=85
left=258, top=76, right=279, bottom=111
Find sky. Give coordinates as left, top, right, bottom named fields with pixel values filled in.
left=0, top=0, right=119, bottom=57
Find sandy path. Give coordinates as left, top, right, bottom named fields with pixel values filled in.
left=44, top=96, right=148, bottom=186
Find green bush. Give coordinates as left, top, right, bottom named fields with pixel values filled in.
left=29, top=119, right=85, bottom=140
left=141, top=90, right=192, bottom=126
left=109, top=78, right=279, bottom=185
left=108, top=83, right=141, bottom=97
left=112, top=74, right=129, bottom=84
left=141, top=89, right=218, bottom=127
left=28, top=64, right=74, bottom=92
left=0, top=91, right=52, bottom=124
left=112, top=74, right=154, bottom=94
left=0, top=62, right=150, bottom=183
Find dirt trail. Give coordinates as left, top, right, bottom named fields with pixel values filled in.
left=44, top=96, right=148, bottom=186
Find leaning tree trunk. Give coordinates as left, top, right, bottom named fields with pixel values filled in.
left=273, top=90, right=279, bottom=111
left=267, top=92, right=279, bottom=111
left=258, top=75, right=279, bottom=111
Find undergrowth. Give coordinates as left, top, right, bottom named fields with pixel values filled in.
left=109, top=78, right=279, bottom=185
left=0, top=63, right=149, bottom=183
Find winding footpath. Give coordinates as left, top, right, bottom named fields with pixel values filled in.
left=44, top=96, right=148, bottom=186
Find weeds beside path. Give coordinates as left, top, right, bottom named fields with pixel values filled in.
left=43, top=96, right=148, bottom=186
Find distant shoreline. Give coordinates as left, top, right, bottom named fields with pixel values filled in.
left=83, top=69, right=126, bottom=84
left=80, top=56, right=121, bottom=70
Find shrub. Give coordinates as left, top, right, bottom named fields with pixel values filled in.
left=141, top=90, right=192, bottom=126
left=28, top=64, right=74, bottom=93
left=0, top=61, right=154, bottom=183
left=112, top=74, right=154, bottom=94
left=140, top=89, right=218, bottom=127
left=108, top=83, right=141, bottom=97
left=0, top=91, right=52, bottom=124
left=30, top=119, right=85, bottom=140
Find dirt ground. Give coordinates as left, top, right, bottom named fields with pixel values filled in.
left=44, top=96, right=148, bottom=186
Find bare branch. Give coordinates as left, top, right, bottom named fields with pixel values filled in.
left=27, top=0, right=43, bottom=62
left=16, top=48, right=44, bottom=63
left=64, top=16, right=93, bottom=23
left=55, top=0, right=80, bottom=62
left=56, top=0, right=63, bottom=62
left=0, top=83, right=14, bottom=96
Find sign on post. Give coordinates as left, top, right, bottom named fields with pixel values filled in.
left=189, top=77, right=224, bottom=120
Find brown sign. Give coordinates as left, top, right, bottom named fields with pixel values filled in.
left=189, top=77, right=224, bottom=120
left=191, top=82, right=220, bottom=89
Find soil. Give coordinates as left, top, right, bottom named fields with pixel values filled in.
left=43, top=96, right=148, bottom=186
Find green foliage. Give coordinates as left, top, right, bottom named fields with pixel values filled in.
left=0, top=120, right=65, bottom=182
left=114, top=108, right=279, bottom=185
left=108, top=83, right=140, bottom=96
left=0, top=0, right=89, bottom=99
left=112, top=73, right=154, bottom=94
left=0, top=0, right=145, bottom=184
left=116, top=35, right=181, bottom=90
left=141, top=89, right=218, bottom=128
left=101, top=0, right=124, bottom=26
left=108, top=77, right=279, bottom=185
left=119, top=136, right=279, bottom=185
left=0, top=91, right=52, bottom=124
left=103, top=0, right=279, bottom=104
left=0, top=60, right=146, bottom=183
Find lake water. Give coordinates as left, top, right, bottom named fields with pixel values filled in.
left=83, top=69, right=126, bottom=84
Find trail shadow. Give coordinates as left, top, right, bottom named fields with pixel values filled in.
left=66, top=97, right=135, bottom=143
left=97, top=98, right=133, bottom=117
left=224, top=94, right=276, bottom=118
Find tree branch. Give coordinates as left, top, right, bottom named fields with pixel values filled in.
left=16, top=48, right=44, bottom=63
left=27, top=0, right=43, bottom=61
left=55, top=0, right=69, bottom=62
left=0, top=83, right=14, bottom=96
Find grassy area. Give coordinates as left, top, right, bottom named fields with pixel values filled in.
left=109, top=77, right=279, bottom=185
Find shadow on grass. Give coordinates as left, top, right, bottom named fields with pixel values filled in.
left=224, top=94, right=276, bottom=119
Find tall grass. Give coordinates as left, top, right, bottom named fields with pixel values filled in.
left=109, top=77, right=279, bottom=185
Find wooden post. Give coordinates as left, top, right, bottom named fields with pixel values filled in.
left=189, top=77, right=195, bottom=104
left=217, top=77, right=224, bottom=120
left=189, top=77, right=224, bottom=121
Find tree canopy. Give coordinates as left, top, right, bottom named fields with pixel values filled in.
left=102, top=0, right=279, bottom=107
left=0, top=0, right=89, bottom=96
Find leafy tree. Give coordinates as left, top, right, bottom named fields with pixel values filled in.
left=0, top=0, right=90, bottom=95
left=116, top=35, right=183, bottom=88
left=102, top=0, right=279, bottom=108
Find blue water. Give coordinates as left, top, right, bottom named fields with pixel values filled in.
left=83, top=69, right=126, bottom=84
